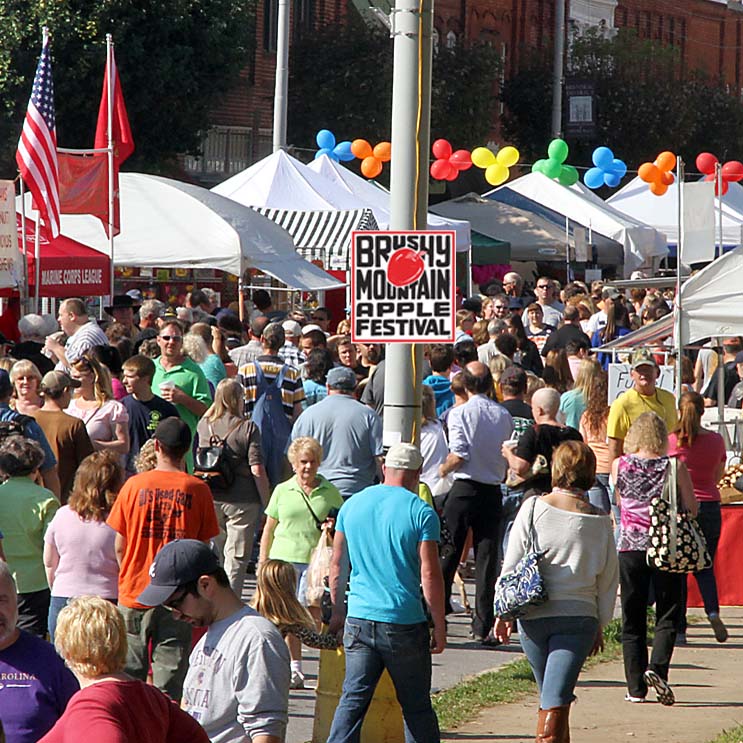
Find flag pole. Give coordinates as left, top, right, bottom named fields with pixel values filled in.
left=106, top=33, right=115, bottom=313
left=675, top=157, right=684, bottom=403
left=34, top=216, right=41, bottom=314
left=19, top=177, right=29, bottom=316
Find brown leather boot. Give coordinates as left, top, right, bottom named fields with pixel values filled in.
left=536, top=704, right=571, bottom=743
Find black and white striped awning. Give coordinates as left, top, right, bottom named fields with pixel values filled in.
left=252, top=207, right=378, bottom=269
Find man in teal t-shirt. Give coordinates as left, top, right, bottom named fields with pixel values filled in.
left=327, top=443, right=445, bottom=742
left=150, top=319, right=212, bottom=472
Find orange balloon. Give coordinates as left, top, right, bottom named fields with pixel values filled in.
left=351, top=139, right=373, bottom=159
left=660, top=171, right=675, bottom=186
left=373, top=141, right=391, bottom=162
left=361, top=156, right=383, bottom=179
left=655, top=151, right=676, bottom=172
left=650, top=181, right=668, bottom=196
left=638, top=162, right=660, bottom=183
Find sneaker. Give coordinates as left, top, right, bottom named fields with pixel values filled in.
left=676, top=632, right=687, bottom=646
left=708, top=613, right=729, bottom=643
left=643, top=669, right=675, bottom=706
left=624, top=693, right=646, bottom=703
left=289, top=671, right=305, bottom=690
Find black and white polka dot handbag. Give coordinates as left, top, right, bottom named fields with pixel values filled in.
left=647, top=458, right=711, bottom=574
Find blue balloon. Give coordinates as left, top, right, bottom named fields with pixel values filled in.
left=316, top=129, right=336, bottom=151
left=603, top=171, right=622, bottom=188
left=314, top=147, right=334, bottom=160
left=611, top=159, right=627, bottom=177
left=584, top=167, right=605, bottom=189
left=334, top=141, right=355, bottom=162
left=592, top=146, right=614, bottom=170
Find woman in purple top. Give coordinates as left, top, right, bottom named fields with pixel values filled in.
left=43, top=451, right=123, bottom=640
left=611, top=412, right=698, bottom=706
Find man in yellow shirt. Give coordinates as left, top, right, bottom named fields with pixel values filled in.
left=607, top=350, right=678, bottom=463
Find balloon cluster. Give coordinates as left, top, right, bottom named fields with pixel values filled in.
left=429, top=139, right=473, bottom=181
left=351, top=139, right=391, bottom=179
left=471, top=145, right=520, bottom=186
left=695, top=152, right=743, bottom=196
left=638, top=151, right=676, bottom=196
left=583, top=147, right=627, bottom=189
left=314, top=130, right=354, bottom=162
left=532, top=139, right=578, bottom=186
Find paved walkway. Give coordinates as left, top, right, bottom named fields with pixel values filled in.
left=443, top=607, right=743, bottom=743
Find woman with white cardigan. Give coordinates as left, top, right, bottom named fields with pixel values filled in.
left=494, top=441, right=619, bottom=743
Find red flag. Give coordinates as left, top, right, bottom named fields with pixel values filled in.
left=58, top=153, right=108, bottom=218
left=15, top=32, right=60, bottom=240
left=94, top=48, right=133, bottom=236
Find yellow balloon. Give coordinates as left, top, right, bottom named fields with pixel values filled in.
left=485, top=162, right=509, bottom=186
left=471, top=147, right=496, bottom=169
left=496, top=145, right=520, bottom=168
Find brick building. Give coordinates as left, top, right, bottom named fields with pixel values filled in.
left=189, top=0, right=743, bottom=183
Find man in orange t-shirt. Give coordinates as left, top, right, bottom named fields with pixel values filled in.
left=107, top=417, right=218, bottom=701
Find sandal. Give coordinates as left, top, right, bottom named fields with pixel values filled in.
left=643, top=669, right=675, bottom=706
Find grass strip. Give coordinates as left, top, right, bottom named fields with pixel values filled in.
left=434, top=616, right=626, bottom=732
left=707, top=726, right=743, bottom=743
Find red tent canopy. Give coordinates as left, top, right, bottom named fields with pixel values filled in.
left=16, top=214, right=110, bottom=297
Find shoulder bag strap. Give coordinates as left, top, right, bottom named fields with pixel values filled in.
left=527, top=496, right=541, bottom=553
left=297, top=483, right=323, bottom=528
left=667, top=457, right=679, bottom=556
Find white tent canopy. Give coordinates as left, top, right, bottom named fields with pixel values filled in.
left=307, top=154, right=472, bottom=252
left=608, top=176, right=743, bottom=247
left=486, top=172, right=668, bottom=275
left=19, top=173, right=343, bottom=291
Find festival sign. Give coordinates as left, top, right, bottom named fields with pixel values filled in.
left=0, top=181, right=22, bottom=290
left=608, top=363, right=674, bottom=403
left=351, top=230, right=455, bottom=343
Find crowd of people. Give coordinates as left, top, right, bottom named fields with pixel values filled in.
left=0, top=275, right=734, bottom=743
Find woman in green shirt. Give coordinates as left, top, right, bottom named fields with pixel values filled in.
left=259, top=436, right=342, bottom=689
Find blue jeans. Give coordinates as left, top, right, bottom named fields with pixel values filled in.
left=587, top=473, right=612, bottom=514
left=518, top=615, right=599, bottom=708
left=499, top=486, right=524, bottom=568
left=327, top=618, right=440, bottom=743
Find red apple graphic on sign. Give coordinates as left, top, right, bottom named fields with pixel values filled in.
left=387, top=248, right=425, bottom=287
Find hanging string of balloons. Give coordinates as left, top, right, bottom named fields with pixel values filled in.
left=695, top=152, right=743, bottom=195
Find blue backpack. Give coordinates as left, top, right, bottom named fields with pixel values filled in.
left=251, top=361, right=292, bottom=486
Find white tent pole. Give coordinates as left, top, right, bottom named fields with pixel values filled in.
left=18, top=177, right=28, bottom=316
left=107, top=34, right=115, bottom=306
left=716, top=162, right=723, bottom=260
left=33, top=217, right=41, bottom=314
left=675, top=158, right=684, bottom=402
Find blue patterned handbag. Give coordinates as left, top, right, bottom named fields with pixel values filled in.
left=493, top=497, right=548, bottom=621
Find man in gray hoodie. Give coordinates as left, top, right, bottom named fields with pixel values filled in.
left=138, top=540, right=290, bottom=743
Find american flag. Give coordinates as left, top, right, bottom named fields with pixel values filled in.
left=16, top=31, right=60, bottom=240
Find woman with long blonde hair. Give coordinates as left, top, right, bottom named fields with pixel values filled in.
left=196, top=378, right=270, bottom=596
left=66, top=353, right=129, bottom=459
left=559, top=358, right=601, bottom=429
left=43, top=451, right=123, bottom=640
left=543, top=349, right=573, bottom=394
left=252, top=559, right=338, bottom=650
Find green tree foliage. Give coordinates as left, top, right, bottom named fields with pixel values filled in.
left=288, top=19, right=501, bottom=155
left=0, top=0, right=255, bottom=177
left=500, top=29, right=743, bottom=171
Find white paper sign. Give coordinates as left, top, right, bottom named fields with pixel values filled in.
left=0, top=181, right=22, bottom=290
left=351, top=231, right=455, bottom=343
left=608, top=363, right=675, bottom=403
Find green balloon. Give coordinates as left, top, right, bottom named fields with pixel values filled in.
left=547, top=138, right=569, bottom=163
left=532, top=159, right=547, bottom=174
left=543, top=157, right=562, bottom=179
left=558, top=165, right=579, bottom=186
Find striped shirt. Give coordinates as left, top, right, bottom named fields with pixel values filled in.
left=59, top=321, right=109, bottom=368
left=237, top=355, right=305, bottom=420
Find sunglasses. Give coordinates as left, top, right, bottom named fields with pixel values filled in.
left=163, top=588, right=190, bottom=612
left=160, top=335, right=183, bottom=342
left=537, top=285, right=551, bottom=290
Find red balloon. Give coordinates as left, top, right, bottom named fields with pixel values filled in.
left=430, top=159, right=450, bottom=180
left=432, top=139, right=452, bottom=161
left=444, top=163, right=459, bottom=181
left=705, top=173, right=729, bottom=196
left=450, top=149, right=473, bottom=170
left=722, top=160, right=743, bottom=182
left=695, top=152, right=718, bottom=176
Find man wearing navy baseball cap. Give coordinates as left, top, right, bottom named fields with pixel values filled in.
left=138, top=539, right=290, bottom=743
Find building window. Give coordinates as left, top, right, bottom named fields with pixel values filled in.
left=293, top=0, right=315, bottom=41
left=264, top=0, right=279, bottom=51
left=446, top=30, right=457, bottom=48
left=183, top=127, right=253, bottom=180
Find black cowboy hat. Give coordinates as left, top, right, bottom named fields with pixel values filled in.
left=105, top=295, right=141, bottom=315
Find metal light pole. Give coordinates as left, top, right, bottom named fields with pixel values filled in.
left=383, top=0, right=434, bottom=447
left=551, top=0, right=566, bottom=138
left=272, top=0, right=290, bottom=152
